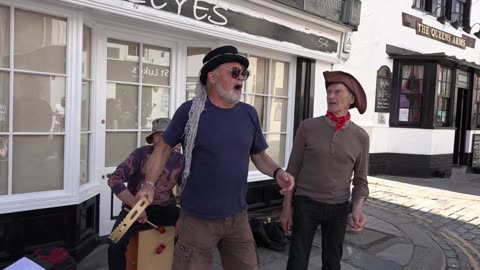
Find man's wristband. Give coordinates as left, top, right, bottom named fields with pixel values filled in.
left=143, top=180, right=155, bottom=190
left=273, top=167, right=282, bottom=180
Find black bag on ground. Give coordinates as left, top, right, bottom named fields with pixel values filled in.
left=249, top=218, right=288, bottom=251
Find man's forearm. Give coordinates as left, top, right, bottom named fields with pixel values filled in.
left=251, top=151, right=281, bottom=177
left=282, top=189, right=293, bottom=208
left=145, top=140, right=173, bottom=184
left=117, top=189, right=138, bottom=208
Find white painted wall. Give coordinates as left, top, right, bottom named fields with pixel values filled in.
left=325, top=0, right=480, bottom=155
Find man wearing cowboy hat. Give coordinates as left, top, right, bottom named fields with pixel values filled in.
left=137, top=45, right=295, bottom=270
left=107, top=118, right=184, bottom=270
left=280, top=71, right=370, bottom=270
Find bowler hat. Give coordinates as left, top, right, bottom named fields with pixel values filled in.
left=146, top=118, right=171, bottom=144
left=200, top=46, right=249, bottom=85
left=323, top=71, right=367, bottom=114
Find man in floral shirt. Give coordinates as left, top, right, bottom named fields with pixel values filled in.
left=107, top=118, right=184, bottom=270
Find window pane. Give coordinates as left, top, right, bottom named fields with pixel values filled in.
left=247, top=56, right=268, bottom=94
left=186, top=48, right=210, bottom=100
left=269, top=98, right=287, bottom=133
left=81, top=81, right=90, bottom=131
left=107, top=39, right=139, bottom=83
left=105, top=132, right=136, bottom=167
left=272, top=61, right=288, bottom=96
left=0, top=135, right=7, bottom=195
left=142, top=45, right=170, bottom=85
left=0, top=6, right=9, bottom=68
left=14, top=9, right=66, bottom=74
left=0, top=72, right=9, bottom=132
left=80, top=134, right=89, bottom=185
left=142, top=86, right=169, bottom=129
left=82, top=26, right=91, bottom=79
left=414, top=66, right=424, bottom=79
left=13, top=74, right=65, bottom=132
left=267, top=134, right=286, bottom=166
left=245, top=95, right=266, bottom=130
left=106, top=83, right=138, bottom=129
left=12, top=135, right=64, bottom=193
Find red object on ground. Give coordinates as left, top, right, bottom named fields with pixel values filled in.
left=158, top=227, right=166, bottom=234
left=155, top=244, right=166, bottom=254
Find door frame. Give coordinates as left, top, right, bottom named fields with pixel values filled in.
left=94, top=27, right=180, bottom=236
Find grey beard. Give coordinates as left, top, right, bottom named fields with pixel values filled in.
left=216, top=83, right=240, bottom=104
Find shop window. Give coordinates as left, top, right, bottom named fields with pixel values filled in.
left=244, top=56, right=289, bottom=168
left=472, top=75, right=480, bottom=128
left=435, top=65, right=452, bottom=127
left=186, top=48, right=211, bottom=100
left=105, top=39, right=171, bottom=167
left=0, top=7, right=67, bottom=194
left=81, top=26, right=92, bottom=185
left=398, top=65, right=424, bottom=125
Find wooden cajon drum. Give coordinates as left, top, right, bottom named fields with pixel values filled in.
left=125, top=226, right=175, bottom=270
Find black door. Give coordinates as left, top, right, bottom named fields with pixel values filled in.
left=453, top=88, right=468, bottom=165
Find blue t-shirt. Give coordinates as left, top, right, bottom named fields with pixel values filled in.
left=163, top=99, right=268, bottom=219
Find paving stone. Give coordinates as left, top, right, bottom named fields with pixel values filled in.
left=461, top=232, right=476, bottom=241
left=470, top=228, right=480, bottom=235
left=376, top=243, right=413, bottom=266
left=444, top=250, right=456, bottom=258
left=446, top=258, right=459, bottom=269
left=455, top=227, right=468, bottom=234
left=440, top=243, right=453, bottom=251
left=344, top=229, right=387, bottom=247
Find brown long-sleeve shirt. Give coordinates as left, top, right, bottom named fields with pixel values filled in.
left=287, top=116, right=369, bottom=204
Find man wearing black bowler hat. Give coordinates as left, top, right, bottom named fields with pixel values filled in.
left=137, top=45, right=295, bottom=270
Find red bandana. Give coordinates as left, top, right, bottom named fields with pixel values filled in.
left=326, top=111, right=351, bottom=131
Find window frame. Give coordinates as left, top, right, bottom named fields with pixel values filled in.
left=434, top=65, right=454, bottom=127
left=412, top=0, right=472, bottom=29
left=0, top=0, right=86, bottom=213
left=390, top=59, right=460, bottom=129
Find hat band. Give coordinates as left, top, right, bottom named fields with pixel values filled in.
left=202, top=53, right=245, bottom=69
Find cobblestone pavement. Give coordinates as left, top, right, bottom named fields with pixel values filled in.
left=368, top=169, right=480, bottom=270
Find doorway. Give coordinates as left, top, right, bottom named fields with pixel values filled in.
left=453, top=88, right=468, bottom=165
left=97, top=36, right=175, bottom=236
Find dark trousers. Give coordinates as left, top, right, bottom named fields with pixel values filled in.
left=286, top=196, right=349, bottom=270
left=108, top=203, right=180, bottom=270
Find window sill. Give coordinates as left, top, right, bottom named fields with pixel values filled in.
left=0, top=185, right=100, bottom=215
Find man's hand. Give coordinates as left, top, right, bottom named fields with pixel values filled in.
left=137, top=210, right=148, bottom=224
left=136, top=185, right=154, bottom=203
left=276, top=170, right=295, bottom=195
left=279, top=205, right=293, bottom=232
left=350, top=205, right=367, bottom=233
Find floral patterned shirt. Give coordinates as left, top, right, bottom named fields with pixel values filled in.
left=108, top=145, right=185, bottom=206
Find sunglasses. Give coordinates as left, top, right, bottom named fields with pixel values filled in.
left=217, top=67, right=250, bottom=81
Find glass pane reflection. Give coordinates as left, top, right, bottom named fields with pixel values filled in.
left=269, top=98, right=287, bottom=133
left=0, top=72, right=9, bottom=132
left=105, top=132, right=137, bottom=167
left=106, top=83, right=138, bottom=129
left=142, top=45, right=170, bottom=85
left=0, top=135, right=7, bottom=195
left=107, top=39, right=139, bottom=83
left=13, top=74, right=65, bottom=132
left=14, top=9, right=66, bottom=74
left=13, top=135, right=64, bottom=193
left=142, top=86, right=169, bottom=129
left=0, top=6, right=9, bottom=68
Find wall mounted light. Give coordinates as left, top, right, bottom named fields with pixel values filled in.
left=437, top=11, right=462, bottom=26
left=451, top=20, right=461, bottom=29
left=464, top=23, right=480, bottom=37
